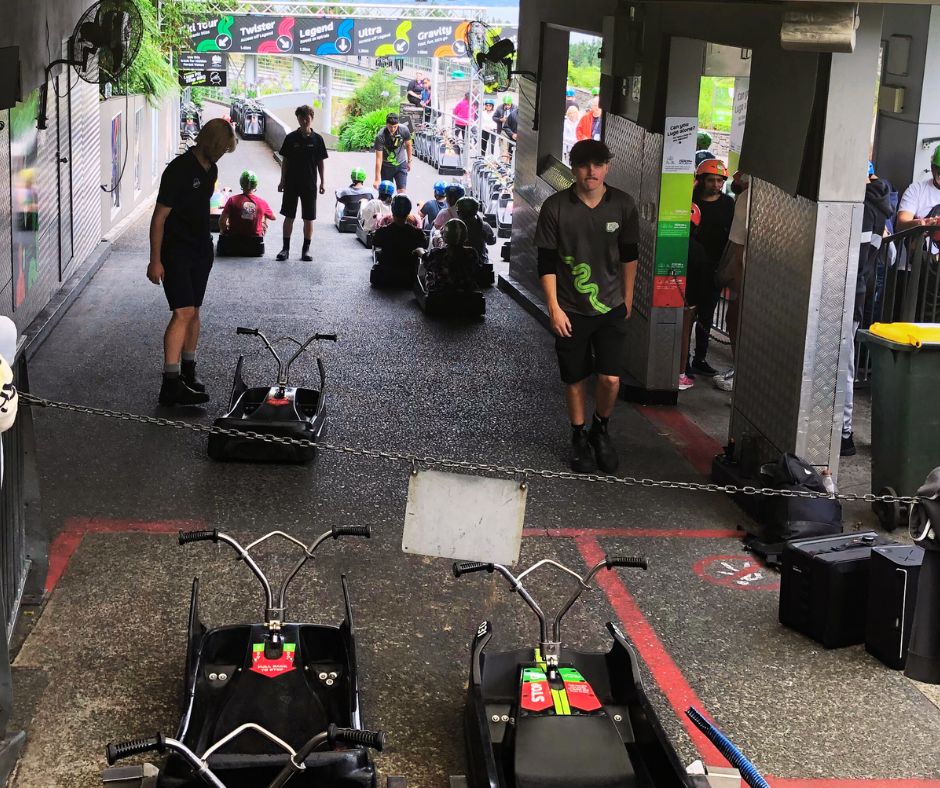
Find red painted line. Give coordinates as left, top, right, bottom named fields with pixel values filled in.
left=770, top=781, right=940, bottom=787
left=574, top=534, right=724, bottom=765
left=634, top=405, right=724, bottom=476
left=46, top=517, right=202, bottom=593
left=523, top=527, right=739, bottom=539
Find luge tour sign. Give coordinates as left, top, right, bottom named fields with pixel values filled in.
left=188, top=16, right=513, bottom=58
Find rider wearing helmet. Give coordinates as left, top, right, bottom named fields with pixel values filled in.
left=565, top=87, right=579, bottom=111
left=432, top=183, right=466, bottom=230
left=359, top=180, right=396, bottom=232
left=688, top=157, right=734, bottom=377
left=335, top=167, right=375, bottom=228
left=455, top=197, right=496, bottom=263
left=220, top=169, right=275, bottom=237
left=423, top=218, right=481, bottom=293
left=420, top=181, right=450, bottom=229
left=897, top=144, right=940, bottom=231
left=493, top=94, right=518, bottom=161
left=372, top=194, right=427, bottom=276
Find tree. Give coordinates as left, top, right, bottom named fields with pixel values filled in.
left=345, top=68, right=401, bottom=118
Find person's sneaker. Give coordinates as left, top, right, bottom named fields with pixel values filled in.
left=678, top=373, right=695, bottom=391
left=276, top=248, right=289, bottom=261
left=181, top=361, right=206, bottom=394
left=159, top=376, right=210, bottom=407
left=714, top=368, right=734, bottom=392
left=301, top=248, right=313, bottom=261
left=570, top=428, right=595, bottom=473
left=840, top=433, right=857, bottom=457
left=690, top=358, right=718, bottom=377
left=588, top=422, right=619, bottom=474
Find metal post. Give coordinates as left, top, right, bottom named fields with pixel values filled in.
left=431, top=56, right=440, bottom=123
left=245, top=54, right=257, bottom=93
left=292, top=56, right=303, bottom=92
left=321, top=63, right=333, bottom=133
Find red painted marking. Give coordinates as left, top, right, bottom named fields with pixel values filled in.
left=770, top=781, right=940, bottom=787
left=693, top=554, right=780, bottom=591
left=523, top=527, right=739, bottom=539
left=46, top=517, right=202, bottom=593
left=634, top=405, right=724, bottom=476
left=574, top=534, right=724, bottom=765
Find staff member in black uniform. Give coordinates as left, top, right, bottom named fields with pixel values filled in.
left=276, top=105, right=329, bottom=262
left=148, top=118, right=237, bottom=407
left=534, top=139, right=639, bottom=474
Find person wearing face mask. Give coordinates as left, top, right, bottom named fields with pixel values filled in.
left=148, top=118, right=237, bottom=406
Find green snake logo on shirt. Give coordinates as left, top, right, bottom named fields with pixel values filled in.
left=560, top=254, right=610, bottom=314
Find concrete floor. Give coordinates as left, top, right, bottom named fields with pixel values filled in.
left=8, top=120, right=940, bottom=787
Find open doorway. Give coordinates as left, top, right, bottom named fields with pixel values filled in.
left=562, top=33, right=603, bottom=165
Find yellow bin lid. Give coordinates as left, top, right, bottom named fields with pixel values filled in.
left=868, top=323, right=940, bottom=348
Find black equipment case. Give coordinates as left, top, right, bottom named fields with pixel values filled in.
left=865, top=544, right=924, bottom=669
left=779, top=531, right=896, bottom=648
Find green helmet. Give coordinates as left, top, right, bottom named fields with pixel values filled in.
left=441, top=218, right=468, bottom=248
left=932, top=146, right=940, bottom=168
left=696, top=131, right=712, bottom=151
left=455, top=197, right=479, bottom=218
left=239, top=170, right=258, bottom=192
left=351, top=167, right=367, bottom=183
left=502, top=94, right=514, bottom=105
left=591, top=87, right=599, bottom=96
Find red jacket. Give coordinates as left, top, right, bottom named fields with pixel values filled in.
left=576, top=112, right=601, bottom=141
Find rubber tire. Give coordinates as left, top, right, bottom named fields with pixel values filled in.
left=872, top=486, right=900, bottom=532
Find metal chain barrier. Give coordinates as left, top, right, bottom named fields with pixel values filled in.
left=18, top=391, right=920, bottom=506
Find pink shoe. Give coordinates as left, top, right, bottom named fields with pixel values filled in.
left=678, top=373, right=695, bottom=391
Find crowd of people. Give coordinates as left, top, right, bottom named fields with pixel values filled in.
left=562, top=88, right=603, bottom=165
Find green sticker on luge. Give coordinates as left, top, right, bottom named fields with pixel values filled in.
left=522, top=667, right=547, bottom=682
left=558, top=667, right=586, bottom=682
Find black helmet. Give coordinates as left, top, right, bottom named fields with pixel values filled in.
left=441, top=218, right=468, bottom=248
left=455, top=197, right=479, bottom=218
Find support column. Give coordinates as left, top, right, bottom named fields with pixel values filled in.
left=292, top=56, right=303, bottom=92
left=730, top=5, right=884, bottom=477
left=244, top=54, right=257, bottom=93
left=320, top=63, right=333, bottom=133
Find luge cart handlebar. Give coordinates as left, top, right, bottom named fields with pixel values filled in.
left=179, top=527, right=371, bottom=630
left=453, top=554, right=648, bottom=648
left=106, top=724, right=385, bottom=788
left=234, top=327, right=337, bottom=386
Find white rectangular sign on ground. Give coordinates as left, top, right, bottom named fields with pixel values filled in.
left=402, top=469, right=526, bottom=565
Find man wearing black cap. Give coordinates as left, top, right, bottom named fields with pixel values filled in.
left=534, top=139, right=639, bottom=474
left=373, top=112, right=414, bottom=194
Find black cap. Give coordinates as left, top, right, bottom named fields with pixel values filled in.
left=569, top=139, right=613, bottom=168
left=386, top=112, right=399, bottom=124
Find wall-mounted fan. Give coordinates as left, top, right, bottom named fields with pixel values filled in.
left=465, top=21, right=529, bottom=93
left=37, top=0, right=143, bottom=129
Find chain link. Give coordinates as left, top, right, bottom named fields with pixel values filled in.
left=18, top=391, right=920, bottom=506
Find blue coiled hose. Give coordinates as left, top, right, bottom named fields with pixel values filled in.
left=686, top=706, right=770, bottom=788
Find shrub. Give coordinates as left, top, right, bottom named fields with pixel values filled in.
left=346, top=69, right=400, bottom=118
left=338, top=107, right=398, bottom=152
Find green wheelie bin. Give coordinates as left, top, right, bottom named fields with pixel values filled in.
left=859, top=324, right=940, bottom=530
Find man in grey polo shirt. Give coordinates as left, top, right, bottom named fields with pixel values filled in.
left=534, top=139, right=639, bottom=473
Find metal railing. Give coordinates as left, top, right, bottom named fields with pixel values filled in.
left=854, top=224, right=936, bottom=384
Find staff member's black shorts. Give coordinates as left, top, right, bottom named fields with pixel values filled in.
left=381, top=164, right=408, bottom=190
left=162, top=249, right=213, bottom=311
left=280, top=187, right=317, bottom=221
left=554, top=303, right=628, bottom=384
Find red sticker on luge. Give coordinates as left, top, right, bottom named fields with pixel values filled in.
left=251, top=642, right=296, bottom=677
left=520, top=667, right=553, bottom=712
left=559, top=668, right=602, bottom=712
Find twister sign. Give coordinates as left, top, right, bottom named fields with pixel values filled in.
left=187, top=16, right=481, bottom=58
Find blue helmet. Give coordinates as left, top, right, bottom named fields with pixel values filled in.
left=566, top=87, right=575, bottom=97
left=390, top=194, right=412, bottom=218
left=378, top=180, right=396, bottom=199
left=444, top=184, right=465, bottom=203
left=433, top=180, right=447, bottom=198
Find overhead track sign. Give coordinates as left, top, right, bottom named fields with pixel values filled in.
left=187, top=15, right=514, bottom=58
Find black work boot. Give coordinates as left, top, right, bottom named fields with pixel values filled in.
left=159, top=374, right=210, bottom=407
left=570, top=426, right=595, bottom=473
left=588, top=418, right=619, bottom=474
left=276, top=241, right=290, bottom=262
left=180, top=360, right=206, bottom=394
left=301, top=240, right=313, bottom=262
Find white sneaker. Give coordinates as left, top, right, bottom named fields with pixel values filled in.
left=714, top=368, right=734, bottom=392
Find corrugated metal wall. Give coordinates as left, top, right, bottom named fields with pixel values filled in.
left=70, top=78, right=102, bottom=273
left=0, top=113, right=11, bottom=315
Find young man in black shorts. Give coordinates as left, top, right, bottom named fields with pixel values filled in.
left=534, top=139, right=639, bottom=473
left=277, top=105, right=328, bottom=261
left=373, top=112, right=413, bottom=194
left=148, top=118, right=237, bottom=406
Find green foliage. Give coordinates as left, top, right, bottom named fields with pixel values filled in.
left=568, top=40, right=601, bottom=69
left=123, top=0, right=178, bottom=103
left=345, top=69, right=400, bottom=118
left=566, top=62, right=601, bottom=90
left=338, top=107, right=398, bottom=152
left=698, top=77, right=735, bottom=133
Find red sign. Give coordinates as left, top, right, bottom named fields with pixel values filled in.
left=693, top=555, right=779, bottom=591
left=251, top=642, right=297, bottom=677
left=653, top=274, right=686, bottom=308
left=520, top=667, right=553, bottom=712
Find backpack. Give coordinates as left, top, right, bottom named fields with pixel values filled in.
left=744, top=453, right=843, bottom=566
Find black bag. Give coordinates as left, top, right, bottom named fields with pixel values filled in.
left=744, top=453, right=842, bottom=565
